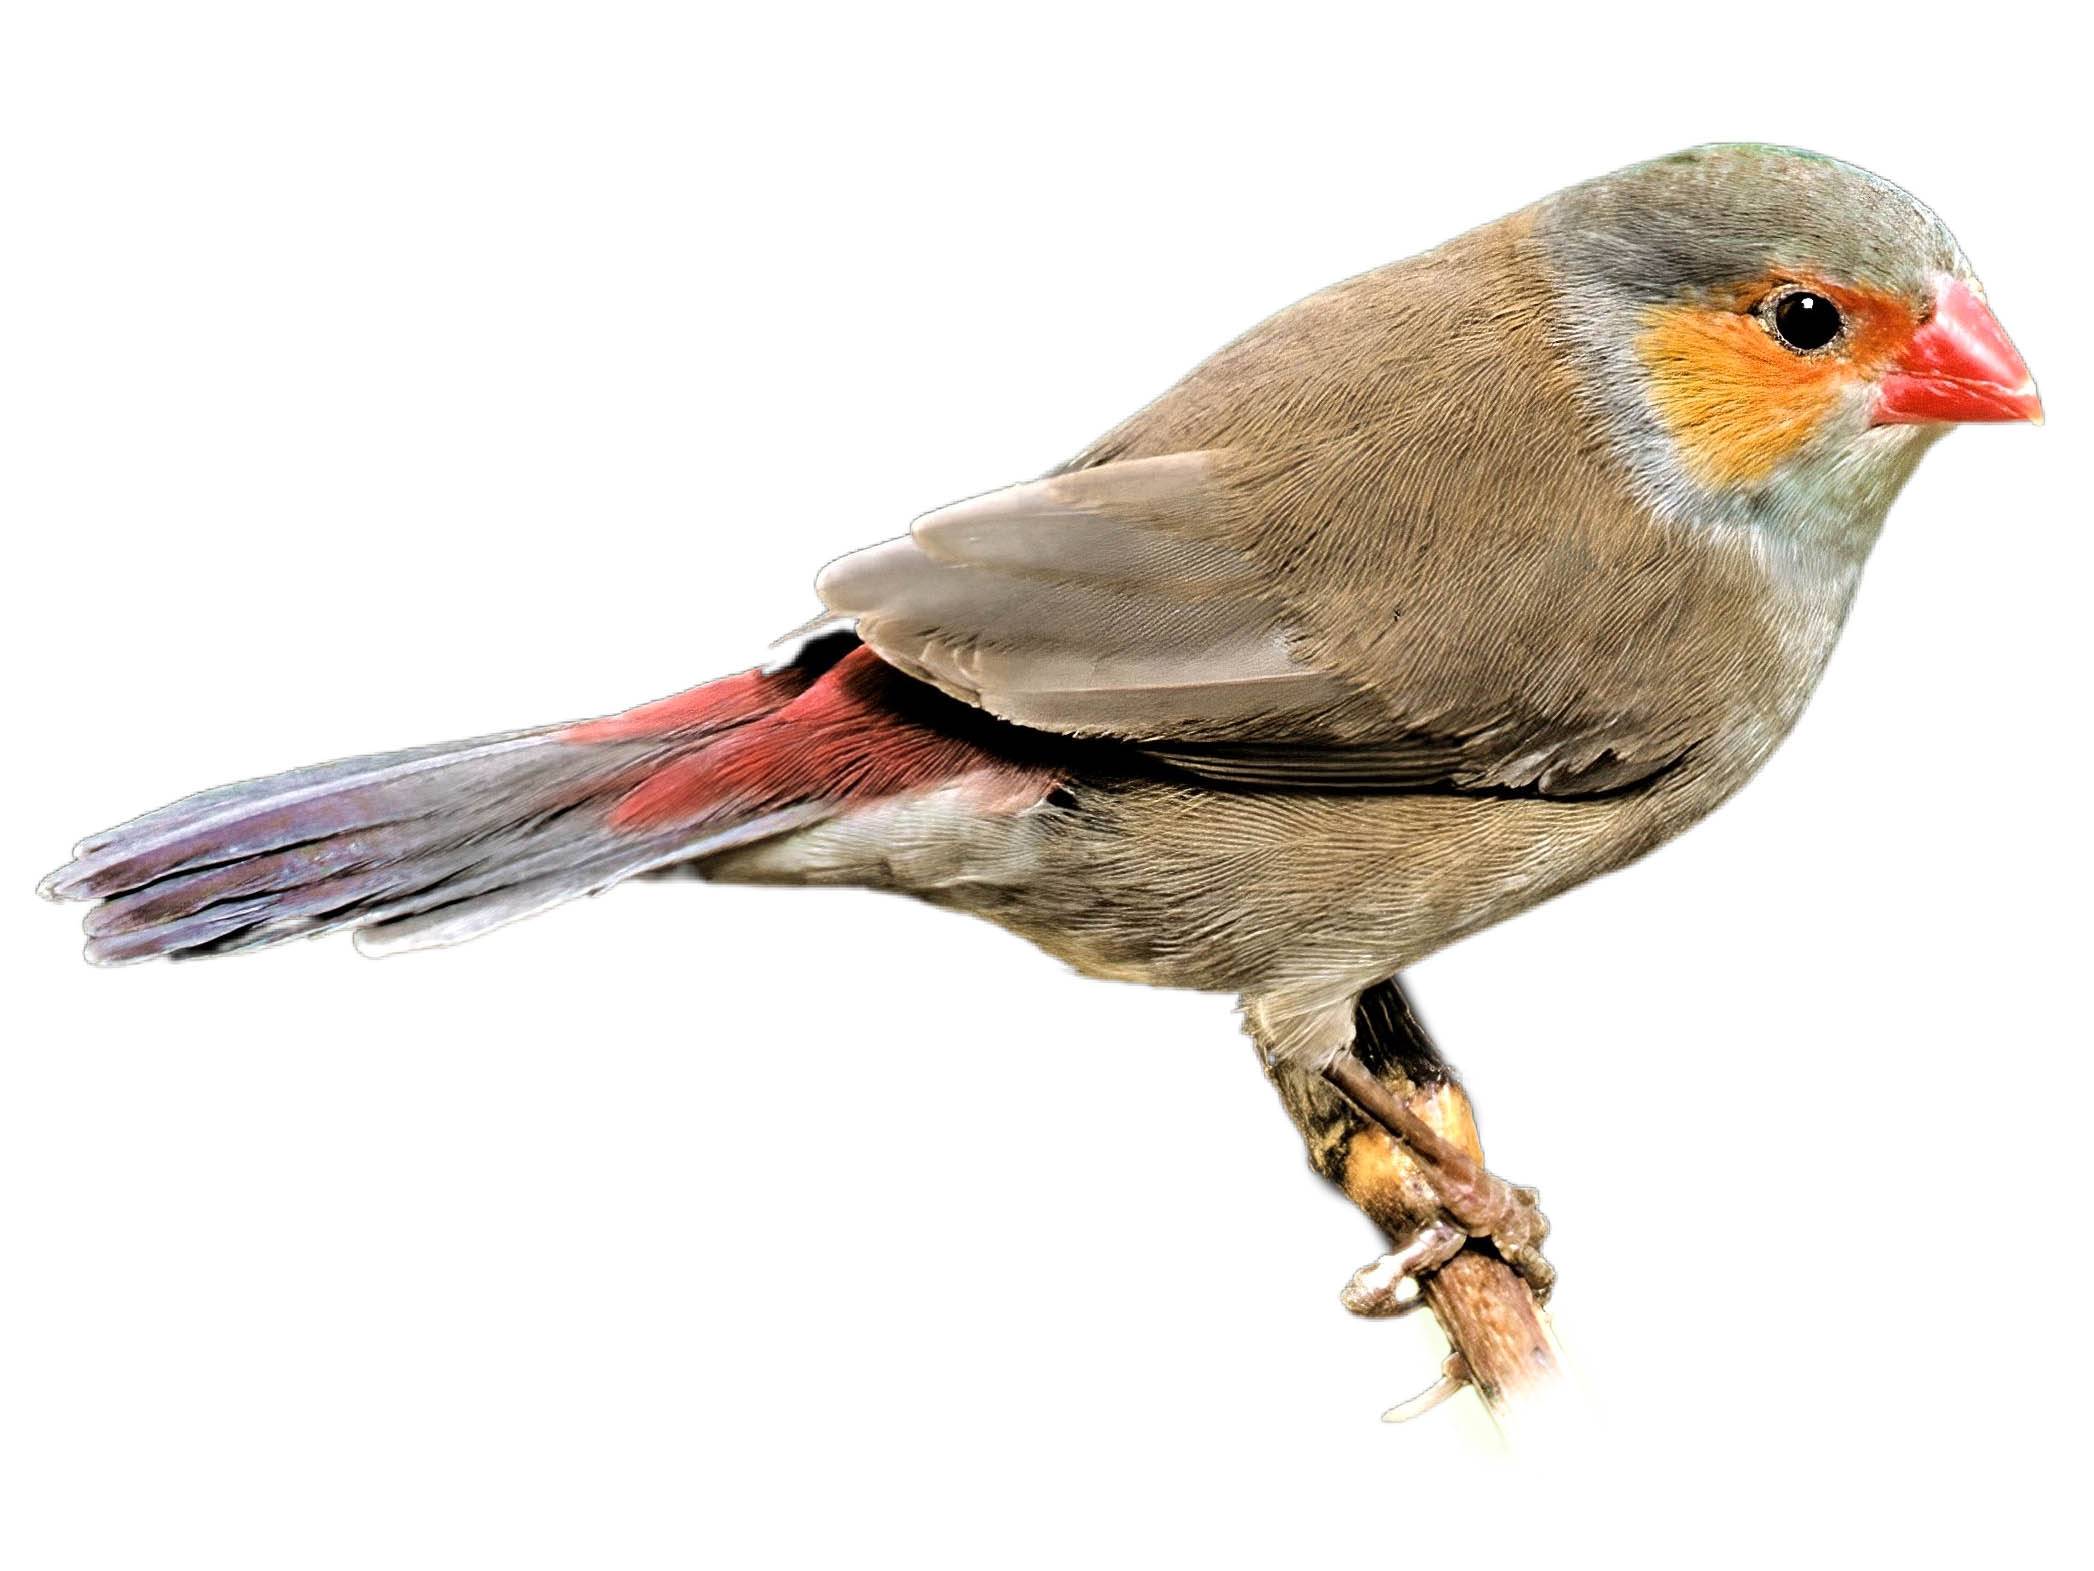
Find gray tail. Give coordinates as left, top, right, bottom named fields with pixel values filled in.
left=38, top=670, right=834, bottom=966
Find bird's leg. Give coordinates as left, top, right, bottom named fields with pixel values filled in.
left=1263, top=979, right=1554, bottom=1305
left=1261, top=984, right=1561, bottom=1421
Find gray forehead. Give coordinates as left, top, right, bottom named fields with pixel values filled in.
left=1537, top=144, right=1965, bottom=304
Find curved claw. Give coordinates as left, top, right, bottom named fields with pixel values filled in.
left=1339, top=1220, right=1464, bottom=1318
left=1381, top=1354, right=1469, bottom=1424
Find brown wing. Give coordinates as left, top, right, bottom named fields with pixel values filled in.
left=815, top=450, right=1692, bottom=798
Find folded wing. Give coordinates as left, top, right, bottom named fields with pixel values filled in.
left=817, top=451, right=1690, bottom=798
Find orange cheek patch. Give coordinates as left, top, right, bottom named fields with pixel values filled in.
left=1633, top=281, right=1919, bottom=491
left=1635, top=306, right=1849, bottom=489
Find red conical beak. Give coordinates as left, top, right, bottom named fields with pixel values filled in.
left=1873, top=276, right=2042, bottom=426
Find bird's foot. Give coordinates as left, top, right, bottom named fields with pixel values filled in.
left=1428, top=1165, right=1554, bottom=1300
left=1322, top=1050, right=1554, bottom=1300
left=1339, top=1220, right=1465, bottom=1317
left=1337, top=1170, right=1552, bottom=1318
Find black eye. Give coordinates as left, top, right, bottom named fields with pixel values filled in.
left=1768, top=289, right=1842, bottom=352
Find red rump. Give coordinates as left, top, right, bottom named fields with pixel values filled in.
left=570, top=648, right=1059, bottom=833
left=563, top=665, right=814, bottom=744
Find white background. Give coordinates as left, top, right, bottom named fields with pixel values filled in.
left=2, top=4, right=2085, bottom=1566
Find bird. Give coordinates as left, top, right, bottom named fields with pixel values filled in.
left=39, top=144, right=2041, bottom=1353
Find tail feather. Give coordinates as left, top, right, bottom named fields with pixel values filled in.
left=346, top=804, right=831, bottom=958
left=47, top=733, right=759, bottom=965
left=43, top=730, right=564, bottom=905
left=40, top=656, right=831, bottom=965
left=41, top=633, right=1064, bottom=966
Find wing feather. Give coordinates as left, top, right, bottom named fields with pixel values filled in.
left=816, top=449, right=1688, bottom=796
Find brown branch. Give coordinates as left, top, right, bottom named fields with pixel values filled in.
left=1265, top=981, right=1559, bottom=1428
left=1315, top=1051, right=1566, bottom=1432
left=1423, top=1251, right=1556, bottom=1418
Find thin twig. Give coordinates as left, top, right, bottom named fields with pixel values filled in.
left=1321, top=1049, right=1559, bottom=1425
left=1263, top=978, right=1559, bottom=1428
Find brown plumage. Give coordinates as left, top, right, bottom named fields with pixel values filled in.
left=40, top=144, right=2041, bottom=1324
left=791, top=146, right=2036, bottom=1060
